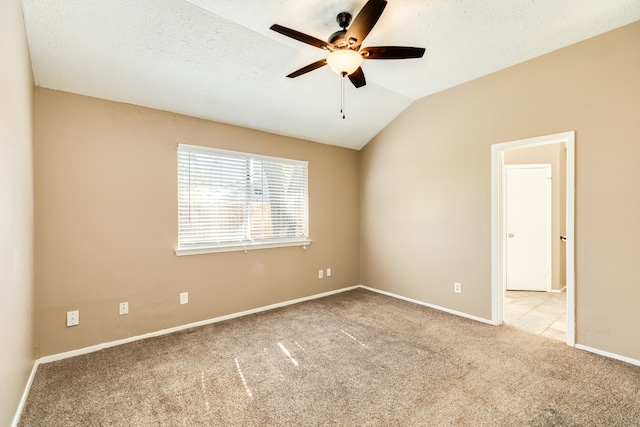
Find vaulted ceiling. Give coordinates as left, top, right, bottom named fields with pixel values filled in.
left=21, top=0, right=640, bottom=150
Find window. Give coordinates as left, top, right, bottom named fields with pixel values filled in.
left=176, top=144, right=310, bottom=255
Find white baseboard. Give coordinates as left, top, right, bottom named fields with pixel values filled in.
left=549, top=285, right=567, bottom=293
left=11, top=359, right=40, bottom=427
left=39, top=285, right=360, bottom=364
left=575, top=344, right=640, bottom=367
left=359, top=286, right=497, bottom=325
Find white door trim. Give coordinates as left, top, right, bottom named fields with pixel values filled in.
left=503, top=164, right=552, bottom=292
left=491, top=131, right=575, bottom=346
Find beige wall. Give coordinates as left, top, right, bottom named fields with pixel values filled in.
left=504, top=143, right=567, bottom=291
left=360, top=21, right=640, bottom=360
left=34, top=89, right=360, bottom=357
left=0, top=0, right=36, bottom=424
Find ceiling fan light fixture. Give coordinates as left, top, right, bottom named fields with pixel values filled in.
left=326, top=49, right=363, bottom=76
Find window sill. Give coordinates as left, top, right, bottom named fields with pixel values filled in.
left=174, top=239, right=313, bottom=256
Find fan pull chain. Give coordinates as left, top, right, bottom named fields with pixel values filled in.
left=340, top=72, right=346, bottom=119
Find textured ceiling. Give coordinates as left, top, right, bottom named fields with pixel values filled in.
left=22, top=0, right=640, bottom=150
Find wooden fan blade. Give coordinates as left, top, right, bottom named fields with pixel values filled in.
left=286, top=59, right=328, bottom=78
left=270, top=24, right=331, bottom=50
left=361, top=46, right=426, bottom=59
left=345, top=0, right=387, bottom=49
left=348, top=67, right=366, bottom=88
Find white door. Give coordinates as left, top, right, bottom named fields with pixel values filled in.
left=505, top=165, right=551, bottom=291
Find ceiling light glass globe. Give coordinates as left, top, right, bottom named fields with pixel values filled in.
left=327, top=49, right=363, bottom=76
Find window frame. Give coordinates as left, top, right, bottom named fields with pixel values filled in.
left=175, top=143, right=311, bottom=256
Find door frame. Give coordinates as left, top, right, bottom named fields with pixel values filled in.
left=503, top=164, right=552, bottom=292
left=491, top=131, right=575, bottom=346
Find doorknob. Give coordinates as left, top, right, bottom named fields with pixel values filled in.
left=508, top=233, right=515, bottom=238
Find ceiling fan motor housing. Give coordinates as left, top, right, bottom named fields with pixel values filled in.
left=329, top=12, right=352, bottom=47
left=328, top=30, right=347, bottom=46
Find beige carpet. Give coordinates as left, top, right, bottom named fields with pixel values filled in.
left=19, top=289, right=640, bottom=426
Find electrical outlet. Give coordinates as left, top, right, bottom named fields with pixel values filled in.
left=180, top=292, right=189, bottom=305
left=119, top=302, right=129, bottom=315
left=326, top=268, right=331, bottom=277
left=67, top=310, right=79, bottom=327
left=454, top=282, right=462, bottom=293
left=318, top=269, right=324, bottom=279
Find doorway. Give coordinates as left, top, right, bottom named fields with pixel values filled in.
left=491, top=131, right=575, bottom=346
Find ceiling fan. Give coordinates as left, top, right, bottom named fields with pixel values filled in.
left=270, top=0, right=425, bottom=89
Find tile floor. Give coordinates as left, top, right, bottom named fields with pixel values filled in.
left=504, top=290, right=566, bottom=341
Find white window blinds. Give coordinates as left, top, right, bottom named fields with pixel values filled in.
left=177, top=144, right=309, bottom=255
